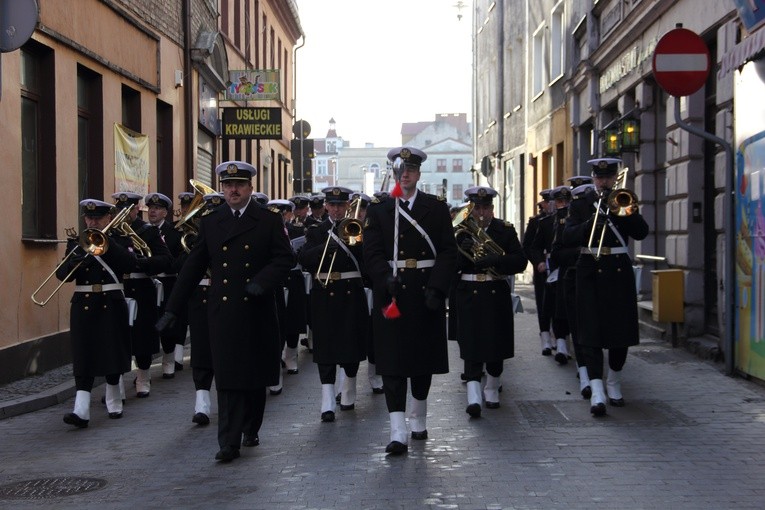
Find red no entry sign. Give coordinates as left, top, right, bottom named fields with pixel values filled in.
left=652, top=27, right=710, bottom=97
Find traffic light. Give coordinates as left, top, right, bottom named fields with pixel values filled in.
left=290, top=138, right=314, bottom=181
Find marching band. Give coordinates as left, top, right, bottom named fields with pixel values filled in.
left=44, top=150, right=646, bottom=460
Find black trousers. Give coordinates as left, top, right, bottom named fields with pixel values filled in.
left=75, top=374, right=120, bottom=391
left=581, top=346, right=628, bottom=380
left=216, top=388, right=266, bottom=449
left=533, top=273, right=551, bottom=332
left=463, top=360, right=503, bottom=382
left=193, top=367, right=214, bottom=391
left=382, top=375, right=432, bottom=412
left=318, top=363, right=359, bottom=384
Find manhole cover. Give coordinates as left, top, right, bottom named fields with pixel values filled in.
left=517, top=400, right=696, bottom=427
left=0, top=477, right=107, bottom=499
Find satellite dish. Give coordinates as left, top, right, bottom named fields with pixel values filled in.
left=0, top=0, right=39, bottom=53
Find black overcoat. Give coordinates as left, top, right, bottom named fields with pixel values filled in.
left=363, top=193, right=458, bottom=377
left=56, top=234, right=136, bottom=377
left=157, top=220, right=187, bottom=344
left=563, top=190, right=649, bottom=348
left=299, top=218, right=367, bottom=365
left=165, top=200, right=294, bottom=390
left=455, top=219, right=527, bottom=361
left=123, top=219, right=173, bottom=358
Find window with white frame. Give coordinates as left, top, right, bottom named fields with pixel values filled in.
left=532, top=23, right=545, bottom=97
left=550, top=2, right=565, bottom=82
left=316, top=159, right=328, bottom=176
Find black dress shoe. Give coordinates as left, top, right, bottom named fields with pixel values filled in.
left=466, top=403, right=481, bottom=418
left=321, top=411, right=335, bottom=422
left=411, top=430, right=428, bottom=440
left=372, top=387, right=384, bottom=394
left=335, top=393, right=341, bottom=403
left=174, top=361, right=184, bottom=371
left=385, top=441, right=408, bottom=455
left=192, top=412, right=210, bottom=426
left=242, top=434, right=259, bottom=447
left=581, top=386, right=592, bottom=399
left=339, top=403, right=355, bottom=411
left=269, top=387, right=282, bottom=396
left=590, top=402, right=607, bottom=417
left=542, top=348, right=552, bottom=356
left=214, top=447, right=240, bottom=462
left=136, top=391, right=150, bottom=398
left=162, top=373, right=175, bottom=379
left=608, top=397, right=625, bottom=407
left=63, top=413, right=89, bottom=428
left=287, top=368, right=299, bottom=375
left=485, top=401, right=500, bottom=409
left=555, top=352, right=568, bottom=365
left=108, top=411, right=123, bottom=419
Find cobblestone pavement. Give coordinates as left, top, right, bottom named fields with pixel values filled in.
left=2, top=284, right=765, bottom=509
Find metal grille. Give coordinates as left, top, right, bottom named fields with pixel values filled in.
left=0, top=477, right=107, bottom=499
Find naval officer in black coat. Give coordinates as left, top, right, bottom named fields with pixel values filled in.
left=363, top=146, right=458, bottom=455
left=157, top=161, right=294, bottom=462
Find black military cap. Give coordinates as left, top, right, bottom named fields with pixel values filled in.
left=464, top=186, right=497, bottom=205
left=145, top=192, right=173, bottom=210
left=551, top=185, right=572, bottom=201
left=290, top=196, right=310, bottom=208
left=588, top=158, right=621, bottom=177
left=539, top=189, right=553, bottom=201
left=80, top=199, right=114, bottom=217
left=322, top=186, right=353, bottom=203
left=309, top=194, right=325, bottom=208
left=567, top=175, right=594, bottom=188
left=111, top=191, right=143, bottom=209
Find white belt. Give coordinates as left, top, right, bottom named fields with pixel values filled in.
left=74, top=283, right=124, bottom=293
left=155, top=273, right=177, bottom=278
left=580, top=247, right=629, bottom=255
left=124, top=272, right=150, bottom=279
left=198, top=278, right=211, bottom=287
left=316, top=271, right=362, bottom=282
left=388, top=259, right=436, bottom=269
left=460, top=273, right=499, bottom=282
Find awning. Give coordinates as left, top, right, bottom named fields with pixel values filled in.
left=719, top=26, right=765, bottom=78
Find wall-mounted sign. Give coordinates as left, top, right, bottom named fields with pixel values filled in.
left=222, top=107, right=282, bottom=139
left=225, top=69, right=280, bottom=101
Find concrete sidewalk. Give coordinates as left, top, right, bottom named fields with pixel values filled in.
left=1, top=284, right=765, bottom=509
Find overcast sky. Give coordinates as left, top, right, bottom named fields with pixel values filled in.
left=294, top=0, right=472, bottom=148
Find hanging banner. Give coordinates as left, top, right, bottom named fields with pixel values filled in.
left=225, top=69, right=280, bottom=101
left=222, top=107, right=282, bottom=139
left=114, top=123, right=150, bottom=195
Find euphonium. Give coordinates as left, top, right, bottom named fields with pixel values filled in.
left=176, top=179, right=217, bottom=253
left=453, top=202, right=505, bottom=279
left=31, top=205, right=134, bottom=306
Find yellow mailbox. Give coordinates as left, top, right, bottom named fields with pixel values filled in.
left=651, top=269, right=684, bottom=323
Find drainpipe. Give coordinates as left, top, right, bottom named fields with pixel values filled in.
left=183, top=0, right=194, bottom=182
left=293, top=34, right=305, bottom=193
left=496, top=0, right=505, bottom=218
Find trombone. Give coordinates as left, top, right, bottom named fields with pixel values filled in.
left=453, top=202, right=506, bottom=279
left=31, top=205, right=134, bottom=306
left=587, top=167, right=639, bottom=260
left=175, top=179, right=217, bottom=253
left=316, top=197, right=363, bottom=287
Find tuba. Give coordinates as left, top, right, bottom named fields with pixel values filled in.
left=31, top=205, right=134, bottom=306
left=453, top=202, right=506, bottom=279
left=175, top=179, right=217, bottom=253
left=587, top=167, right=639, bottom=259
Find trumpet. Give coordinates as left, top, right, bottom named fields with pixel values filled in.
left=587, top=167, right=638, bottom=260
left=31, top=205, right=134, bottom=306
left=176, top=179, right=217, bottom=253
left=453, top=202, right=506, bottom=279
left=316, top=198, right=363, bottom=287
